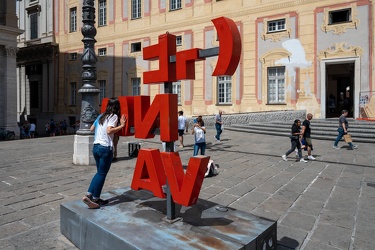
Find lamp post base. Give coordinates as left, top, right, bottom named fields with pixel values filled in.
left=73, top=134, right=95, bottom=165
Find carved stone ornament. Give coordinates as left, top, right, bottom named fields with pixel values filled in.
left=318, top=42, right=363, bottom=61
left=321, top=4, right=360, bottom=35
left=5, top=46, right=18, bottom=57
left=81, top=104, right=99, bottom=123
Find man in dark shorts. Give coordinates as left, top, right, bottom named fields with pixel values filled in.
left=301, top=113, right=316, bottom=160
left=177, top=111, right=188, bottom=148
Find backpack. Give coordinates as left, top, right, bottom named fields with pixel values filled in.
left=205, top=160, right=219, bottom=177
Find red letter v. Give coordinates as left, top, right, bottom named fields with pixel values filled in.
left=160, top=152, right=210, bottom=207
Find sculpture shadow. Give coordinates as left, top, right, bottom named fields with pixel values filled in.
left=106, top=189, right=233, bottom=227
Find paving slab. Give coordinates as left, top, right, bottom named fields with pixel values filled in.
left=0, top=128, right=374, bottom=249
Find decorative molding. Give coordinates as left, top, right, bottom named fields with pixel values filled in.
left=321, top=4, right=360, bottom=35
left=318, top=42, right=363, bottom=61
left=129, top=51, right=142, bottom=58
left=261, top=16, right=292, bottom=42
left=260, top=49, right=291, bottom=68
left=226, top=0, right=319, bottom=19
left=5, top=46, right=18, bottom=58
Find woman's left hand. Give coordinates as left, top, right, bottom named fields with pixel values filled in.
left=120, top=115, right=127, bottom=128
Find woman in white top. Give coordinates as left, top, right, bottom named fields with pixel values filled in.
left=82, top=97, right=126, bottom=209
left=192, top=117, right=206, bottom=156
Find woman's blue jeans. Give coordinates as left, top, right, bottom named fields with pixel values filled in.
left=285, top=139, right=302, bottom=160
left=88, top=144, right=113, bottom=198
left=193, top=142, right=206, bottom=156
left=215, top=123, right=222, bottom=140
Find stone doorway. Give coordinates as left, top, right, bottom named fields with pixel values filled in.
left=326, top=63, right=355, bottom=118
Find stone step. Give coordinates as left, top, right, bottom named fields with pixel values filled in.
left=227, top=120, right=375, bottom=144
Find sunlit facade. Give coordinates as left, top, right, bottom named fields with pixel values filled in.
left=17, top=0, right=375, bottom=135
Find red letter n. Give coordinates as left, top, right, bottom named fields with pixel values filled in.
left=134, top=94, right=178, bottom=142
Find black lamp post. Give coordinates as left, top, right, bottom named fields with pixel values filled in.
left=77, top=0, right=100, bottom=135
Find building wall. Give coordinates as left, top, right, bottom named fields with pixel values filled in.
left=16, top=0, right=58, bottom=136
left=54, top=0, right=374, bottom=119
left=0, top=0, right=22, bottom=136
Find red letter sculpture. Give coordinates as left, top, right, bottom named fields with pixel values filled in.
left=143, top=33, right=177, bottom=84
left=133, top=94, right=178, bottom=142
left=131, top=149, right=167, bottom=198
left=161, top=152, right=210, bottom=206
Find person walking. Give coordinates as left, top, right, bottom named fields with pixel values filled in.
left=177, top=111, right=188, bottom=148
left=61, top=120, right=68, bottom=135
left=333, top=110, right=358, bottom=150
left=112, top=134, right=120, bottom=161
left=192, top=117, right=206, bottom=156
left=282, top=119, right=308, bottom=163
left=301, top=113, right=316, bottom=160
left=23, top=120, right=31, bottom=139
left=82, top=97, right=127, bottom=209
left=45, top=122, right=50, bottom=136
left=29, top=122, right=36, bottom=138
left=214, top=111, right=223, bottom=142
left=49, top=119, right=56, bottom=137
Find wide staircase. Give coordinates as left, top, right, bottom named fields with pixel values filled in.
left=226, top=119, right=375, bottom=144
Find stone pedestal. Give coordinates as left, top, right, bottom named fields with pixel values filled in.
left=61, top=187, right=277, bottom=250
left=73, top=135, right=95, bottom=165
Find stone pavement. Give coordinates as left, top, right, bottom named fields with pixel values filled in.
left=0, top=129, right=374, bottom=250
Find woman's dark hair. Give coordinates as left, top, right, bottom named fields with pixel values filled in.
left=291, top=119, right=301, bottom=130
left=99, top=97, right=121, bottom=125
left=197, top=117, right=204, bottom=126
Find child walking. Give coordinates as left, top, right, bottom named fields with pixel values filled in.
left=192, top=117, right=206, bottom=156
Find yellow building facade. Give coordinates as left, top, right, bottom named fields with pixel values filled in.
left=55, top=0, right=375, bottom=120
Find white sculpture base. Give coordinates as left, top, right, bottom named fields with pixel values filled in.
left=73, top=135, right=95, bottom=165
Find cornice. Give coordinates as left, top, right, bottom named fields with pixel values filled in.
left=98, top=0, right=318, bottom=40
left=0, top=25, right=23, bottom=36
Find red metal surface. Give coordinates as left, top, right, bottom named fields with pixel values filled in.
left=211, top=16, right=242, bottom=76
left=130, top=149, right=167, bottom=198
left=176, top=48, right=204, bottom=80
left=143, top=33, right=177, bottom=84
left=133, top=94, right=178, bottom=141
left=161, top=153, right=210, bottom=206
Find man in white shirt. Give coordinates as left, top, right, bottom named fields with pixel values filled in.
left=178, top=111, right=188, bottom=148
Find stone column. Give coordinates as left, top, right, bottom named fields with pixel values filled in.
left=73, top=0, right=100, bottom=165
left=4, top=45, right=19, bottom=136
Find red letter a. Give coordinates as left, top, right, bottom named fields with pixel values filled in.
left=160, top=152, right=210, bottom=207
left=131, top=149, right=167, bottom=198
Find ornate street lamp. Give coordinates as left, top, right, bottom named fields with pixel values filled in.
left=73, top=0, right=100, bottom=165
